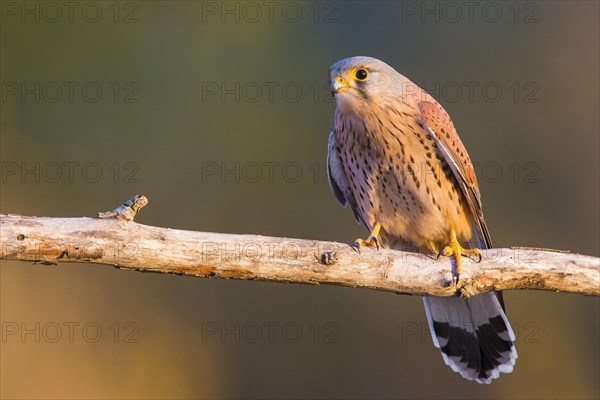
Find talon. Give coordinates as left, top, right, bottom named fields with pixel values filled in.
left=373, top=236, right=381, bottom=250
left=440, top=229, right=484, bottom=283
left=452, top=273, right=460, bottom=285
left=469, top=250, right=482, bottom=263
left=352, top=223, right=381, bottom=254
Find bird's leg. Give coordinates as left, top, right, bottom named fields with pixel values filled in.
left=440, top=229, right=481, bottom=283
left=352, top=223, right=381, bottom=254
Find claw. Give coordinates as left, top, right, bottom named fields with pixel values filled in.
left=352, top=223, right=381, bottom=254
left=452, top=273, right=460, bottom=285
left=469, top=250, right=482, bottom=263
left=372, top=236, right=381, bottom=250
left=440, top=230, right=483, bottom=283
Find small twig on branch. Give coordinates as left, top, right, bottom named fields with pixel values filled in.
left=1, top=196, right=598, bottom=297
left=97, top=194, right=148, bottom=221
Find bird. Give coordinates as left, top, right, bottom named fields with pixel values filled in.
left=326, top=56, right=517, bottom=383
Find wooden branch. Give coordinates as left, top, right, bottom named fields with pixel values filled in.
left=1, top=196, right=598, bottom=297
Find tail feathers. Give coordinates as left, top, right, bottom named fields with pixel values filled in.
left=423, top=293, right=517, bottom=384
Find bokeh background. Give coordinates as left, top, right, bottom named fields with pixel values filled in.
left=1, top=1, right=599, bottom=398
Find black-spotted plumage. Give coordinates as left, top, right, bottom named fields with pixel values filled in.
left=327, top=56, right=517, bottom=383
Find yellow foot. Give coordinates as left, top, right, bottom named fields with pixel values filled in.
left=352, top=223, right=381, bottom=254
left=439, top=230, right=482, bottom=283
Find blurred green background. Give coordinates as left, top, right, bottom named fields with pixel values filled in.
left=1, top=1, right=599, bottom=398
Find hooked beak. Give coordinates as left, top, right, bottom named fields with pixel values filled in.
left=330, top=76, right=349, bottom=95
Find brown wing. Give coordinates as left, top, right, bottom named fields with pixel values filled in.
left=418, top=101, right=492, bottom=249
left=327, top=131, right=347, bottom=206
left=327, top=130, right=366, bottom=226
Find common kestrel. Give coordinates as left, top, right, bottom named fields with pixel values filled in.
left=327, top=56, right=517, bottom=383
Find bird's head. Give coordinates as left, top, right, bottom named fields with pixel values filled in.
left=329, top=56, right=416, bottom=111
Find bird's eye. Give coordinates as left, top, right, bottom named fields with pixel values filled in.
left=354, top=68, right=368, bottom=81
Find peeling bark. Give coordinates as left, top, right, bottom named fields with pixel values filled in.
left=1, top=197, right=598, bottom=297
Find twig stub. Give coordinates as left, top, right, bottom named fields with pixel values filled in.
left=97, top=195, right=148, bottom=221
